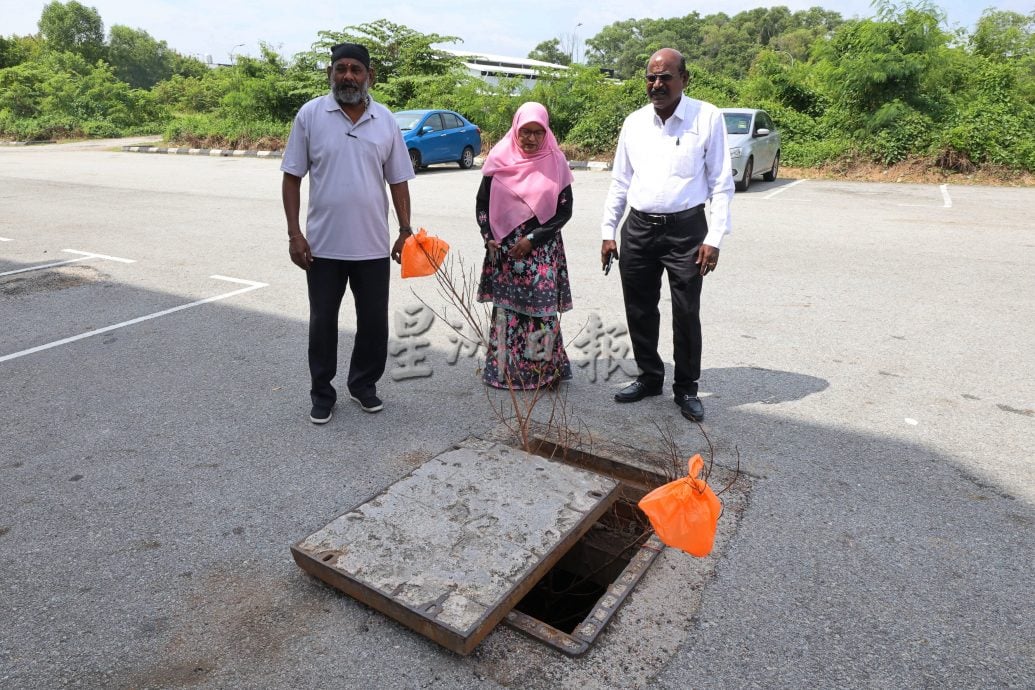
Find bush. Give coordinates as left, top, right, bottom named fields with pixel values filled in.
left=754, top=102, right=821, bottom=144
left=0, top=50, right=165, bottom=138
left=865, top=102, right=934, bottom=165
left=438, top=77, right=525, bottom=147
left=163, top=112, right=290, bottom=149
left=0, top=112, right=81, bottom=140
left=565, top=78, right=645, bottom=154
left=782, top=138, right=857, bottom=167
left=937, top=104, right=1035, bottom=170
left=933, top=60, right=1035, bottom=171
left=151, top=74, right=224, bottom=112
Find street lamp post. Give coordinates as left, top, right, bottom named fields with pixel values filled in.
left=571, top=22, right=582, bottom=64
left=229, top=43, right=245, bottom=65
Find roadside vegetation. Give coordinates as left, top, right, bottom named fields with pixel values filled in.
left=2, top=0, right=1033, bottom=179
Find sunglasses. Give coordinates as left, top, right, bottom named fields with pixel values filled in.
left=645, top=73, right=675, bottom=84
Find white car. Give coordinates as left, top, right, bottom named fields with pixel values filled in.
left=721, top=108, right=781, bottom=192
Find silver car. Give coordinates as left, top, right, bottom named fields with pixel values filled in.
left=721, top=108, right=781, bottom=192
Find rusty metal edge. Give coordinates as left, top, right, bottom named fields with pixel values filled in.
left=526, top=433, right=669, bottom=492
left=503, top=533, right=665, bottom=655
left=505, top=609, right=589, bottom=656
left=291, top=545, right=472, bottom=654
left=569, top=533, right=665, bottom=645
left=290, top=470, right=622, bottom=656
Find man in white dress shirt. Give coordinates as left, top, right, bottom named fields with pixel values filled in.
left=600, top=48, right=734, bottom=422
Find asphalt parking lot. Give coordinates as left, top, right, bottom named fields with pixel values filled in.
left=1, top=140, right=1033, bottom=688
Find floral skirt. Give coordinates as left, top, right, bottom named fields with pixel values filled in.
left=482, top=306, right=572, bottom=390
left=477, top=233, right=573, bottom=318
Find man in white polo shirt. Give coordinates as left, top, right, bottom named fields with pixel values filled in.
left=281, top=42, right=416, bottom=425
left=600, top=48, right=734, bottom=423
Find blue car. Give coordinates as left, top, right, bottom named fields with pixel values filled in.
left=394, top=109, right=482, bottom=172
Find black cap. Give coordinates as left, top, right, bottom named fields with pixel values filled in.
left=330, top=42, right=370, bottom=69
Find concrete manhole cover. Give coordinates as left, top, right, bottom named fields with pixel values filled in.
left=292, top=442, right=621, bottom=655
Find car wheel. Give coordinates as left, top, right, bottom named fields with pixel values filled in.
left=735, top=157, right=753, bottom=192
left=458, top=146, right=475, bottom=169
left=762, top=152, right=780, bottom=182
left=409, top=149, right=422, bottom=174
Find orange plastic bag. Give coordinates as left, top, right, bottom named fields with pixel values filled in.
left=401, top=228, right=449, bottom=278
left=638, top=454, right=721, bottom=557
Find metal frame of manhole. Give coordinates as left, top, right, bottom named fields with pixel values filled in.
left=292, top=430, right=722, bottom=657
left=291, top=442, right=622, bottom=656
left=504, top=533, right=665, bottom=656
left=489, top=429, right=687, bottom=656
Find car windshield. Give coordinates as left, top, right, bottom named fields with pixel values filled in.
left=394, top=112, right=424, bottom=131
left=723, top=113, right=752, bottom=135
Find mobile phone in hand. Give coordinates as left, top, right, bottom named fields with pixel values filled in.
left=603, top=249, right=618, bottom=275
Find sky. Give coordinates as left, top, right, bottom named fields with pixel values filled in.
left=2, top=0, right=1031, bottom=64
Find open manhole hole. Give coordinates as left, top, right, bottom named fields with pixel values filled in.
left=505, top=497, right=663, bottom=656
left=293, top=434, right=710, bottom=657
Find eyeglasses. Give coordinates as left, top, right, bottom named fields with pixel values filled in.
left=645, top=73, right=675, bottom=84
left=517, top=128, right=546, bottom=139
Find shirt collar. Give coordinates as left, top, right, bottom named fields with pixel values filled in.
left=322, top=92, right=378, bottom=118
left=652, top=93, right=689, bottom=125
left=673, top=93, right=690, bottom=122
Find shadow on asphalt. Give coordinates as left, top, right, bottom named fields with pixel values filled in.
left=0, top=256, right=1031, bottom=687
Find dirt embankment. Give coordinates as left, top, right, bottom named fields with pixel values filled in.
left=561, top=145, right=1033, bottom=187
left=780, top=160, right=1035, bottom=187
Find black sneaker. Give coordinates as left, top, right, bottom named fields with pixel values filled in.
left=349, top=392, right=384, bottom=413
left=310, top=405, right=333, bottom=424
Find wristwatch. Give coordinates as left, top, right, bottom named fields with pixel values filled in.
left=526, top=232, right=535, bottom=243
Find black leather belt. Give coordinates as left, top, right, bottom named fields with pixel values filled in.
left=631, top=204, right=704, bottom=225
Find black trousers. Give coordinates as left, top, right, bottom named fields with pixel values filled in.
left=306, top=257, right=390, bottom=409
left=619, top=209, right=708, bottom=397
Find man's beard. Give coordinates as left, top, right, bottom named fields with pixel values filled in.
left=332, top=78, right=368, bottom=106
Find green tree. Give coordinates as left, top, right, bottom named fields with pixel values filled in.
left=218, top=43, right=302, bottom=122
left=0, top=49, right=163, bottom=139
left=585, top=17, right=693, bottom=79
left=584, top=8, right=845, bottom=81
left=37, top=1, right=104, bottom=62
left=107, top=25, right=174, bottom=88
left=0, top=35, right=43, bottom=69
left=970, top=9, right=1035, bottom=61
left=169, top=52, right=209, bottom=79
left=528, top=38, right=570, bottom=66
left=813, top=5, right=950, bottom=121
left=305, top=19, right=462, bottom=83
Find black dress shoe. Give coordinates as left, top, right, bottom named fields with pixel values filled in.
left=675, top=394, right=705, bottom=421
left=614, top=380, right=663, bottom=403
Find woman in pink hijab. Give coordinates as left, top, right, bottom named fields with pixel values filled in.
left=476, top=101, right=575, bottom=390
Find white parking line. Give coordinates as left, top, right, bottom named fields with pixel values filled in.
left=940, top=184, right=952, bottom=208
left=0, top=237, right=12, bottom=242
left=0, top=249, right=136, bottom=277
left=0, top=275, right=269, bottom=364
left=763, top=179, right=807, bottom=199
left=63, top=249, right=136, bottom=263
